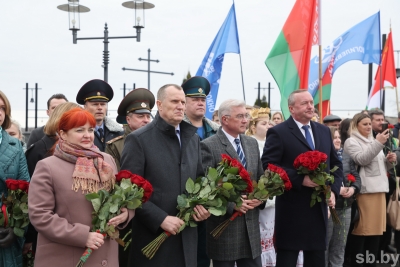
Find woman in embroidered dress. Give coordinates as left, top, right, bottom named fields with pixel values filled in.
left=0, top=91, right=30, bottom=267
left=246, top=108, right=277, bottom=267
left=28, top=107, right=134, bottom=267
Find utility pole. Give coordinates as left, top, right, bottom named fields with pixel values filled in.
left=122, top=49, right=174, bottom=91
left=121, top=83, right=136, bottom=97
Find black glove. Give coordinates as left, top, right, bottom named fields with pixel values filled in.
left=0, top=227, right=16, bottom=248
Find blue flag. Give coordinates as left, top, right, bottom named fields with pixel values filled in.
left=308, top=12, right=381, bottom=98
left=196, top=4, right=240, bottom=119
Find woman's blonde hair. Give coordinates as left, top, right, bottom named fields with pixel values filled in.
left=246, top=108, right=270, bottom=136
left=0, top=91, right=12, bottom=129
left=328, top=126, right=338, bottom=140
left=271, top=111, right=284, bottom=122
left=44, top=102, right=80, bottom=136
left=349, top=113, right=372, bottom=139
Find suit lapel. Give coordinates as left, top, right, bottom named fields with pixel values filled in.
left=216, top=129, right=239, bottom=160
left=287, top=116, right=312, bottom=150
left=240, top=134, right=252, bottom=170
left=310, top=121, right=320, bottom=150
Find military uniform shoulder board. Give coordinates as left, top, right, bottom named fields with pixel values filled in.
left=106, top=135, right=124, bottom=145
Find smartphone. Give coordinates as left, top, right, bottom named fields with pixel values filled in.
left=382, top=123, right=388, bottom=132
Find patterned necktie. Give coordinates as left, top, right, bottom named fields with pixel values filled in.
left=302, top=125, right=314, bottom=150
left=98, top=128, right=104, bottom=143
left=234, top=138, right=247, bottom=168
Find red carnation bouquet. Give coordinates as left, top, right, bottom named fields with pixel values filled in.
left=211, top=163, right=292, bottom=239
left=293, top=150, right=339, bottom=224
left=142, top=154, right=252, bottom=259
left=76, top=170, right=153, bottom=267
left=0, top=179, right=30, bottom=237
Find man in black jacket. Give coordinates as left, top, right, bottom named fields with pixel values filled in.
left=369, top=109, right=398, bottom=255
left=27, top=94, right=68, bottom=148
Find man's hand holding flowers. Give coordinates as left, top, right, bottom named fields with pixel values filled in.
left=234, top=196, right=262, bottom=214
left=192, top=205, right=210, bottom=221
left=160, top=206, right=209, bottom=236
left=302, top=175, right=318, bottom=187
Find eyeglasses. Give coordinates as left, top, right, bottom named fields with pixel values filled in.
left=225, top=113, right=251, bottom=120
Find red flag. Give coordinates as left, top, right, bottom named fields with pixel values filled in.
left=366, top=31, right=397, bottom=109
left=265, top=0, right=319, bottom=118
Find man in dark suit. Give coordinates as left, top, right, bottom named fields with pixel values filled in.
left=201, top=99, right=264, bottom=267
left=76, top=79, right=123, bottom=152
left=27, top=94, right=68, bottom=148
left=120, top=84, right=210, bottom=267
left=261, top=89, right=343, bottom=267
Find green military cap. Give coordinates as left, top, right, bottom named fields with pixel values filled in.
left=76, top=79, right=114, bottom=105
left=116, top=88, right=155, bottom=124
left=181, top=76, right=210, bottom=98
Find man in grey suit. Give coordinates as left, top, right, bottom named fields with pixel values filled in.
left=120, top=84, right=210, bottom=267
left=201, top=99, right=264, bottom=267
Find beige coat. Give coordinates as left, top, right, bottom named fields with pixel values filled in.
left=344, top=132, right=393, bottom=194
left=29, top=153, right=132, bottom=267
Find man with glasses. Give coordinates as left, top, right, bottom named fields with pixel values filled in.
left=201, top=99, right=264, bottom=267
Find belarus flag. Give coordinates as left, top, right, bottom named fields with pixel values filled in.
left=366, top=31, right=397, bottom=110
left=265, top=0, right=319, bottom=119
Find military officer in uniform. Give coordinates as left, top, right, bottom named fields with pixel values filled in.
left=182, top=76, right=219, bottom=141
left=182, top=76, right=219, bottom=267
left=106, top=88, right=155, bottom=170
left=76, top=79, right=124, bottom=152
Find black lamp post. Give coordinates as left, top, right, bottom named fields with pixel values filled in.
left=57, top=0, right=154, bottom=82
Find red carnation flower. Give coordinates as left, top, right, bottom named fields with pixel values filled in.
left=388, top=124, right=395, bottom=129
left=347, top=174, right=356, bottom=183
left=115, top=170, right=134, bottom=182
left=18, top=180, right=29, bottom=193
left=221, top=154, right=232, bottom=164
left=141, top=180, right=154, bottom=202
left=5, top=179, right=19, bottom=191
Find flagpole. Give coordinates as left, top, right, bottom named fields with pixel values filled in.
left=318, top=0, right=323, bottom=122
left=233, top=0, right=246, bottom=102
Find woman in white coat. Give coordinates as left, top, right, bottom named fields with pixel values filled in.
left=344, top=112, right=396, bottom=267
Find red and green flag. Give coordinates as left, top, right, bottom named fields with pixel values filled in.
left=265, top=0, right=319, bottom=119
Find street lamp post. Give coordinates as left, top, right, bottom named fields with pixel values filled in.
left=57, top=0, right=154, bottom=82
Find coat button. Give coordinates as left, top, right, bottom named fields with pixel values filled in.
left=101, top=260, right=107, bottom=266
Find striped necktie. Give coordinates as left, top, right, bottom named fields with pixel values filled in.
left=234, top=138, right=247, bottom=168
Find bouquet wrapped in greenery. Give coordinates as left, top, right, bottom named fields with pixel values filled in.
left=294, top=150, right=339, bottom=223
left=0, top=179, right=30, bottom=238
left=141, top=154, right=252, bottom=260
left=211, top=163, right=292, bottom=239
left=76, top=170, right=153, bottom=267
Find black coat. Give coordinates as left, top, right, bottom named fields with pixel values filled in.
left=120, top=113, right=204, bottom=267
left=25, top=135, right=56, bottom=177
left=261, top=117, right=343, bottom=251
left=27, top=126, right=45, bottom=148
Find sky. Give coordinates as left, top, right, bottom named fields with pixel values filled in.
left=1, top=0, right=400, bottom=128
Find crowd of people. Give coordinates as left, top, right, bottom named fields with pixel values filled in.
left=0, top=78, right=399, bottom=267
